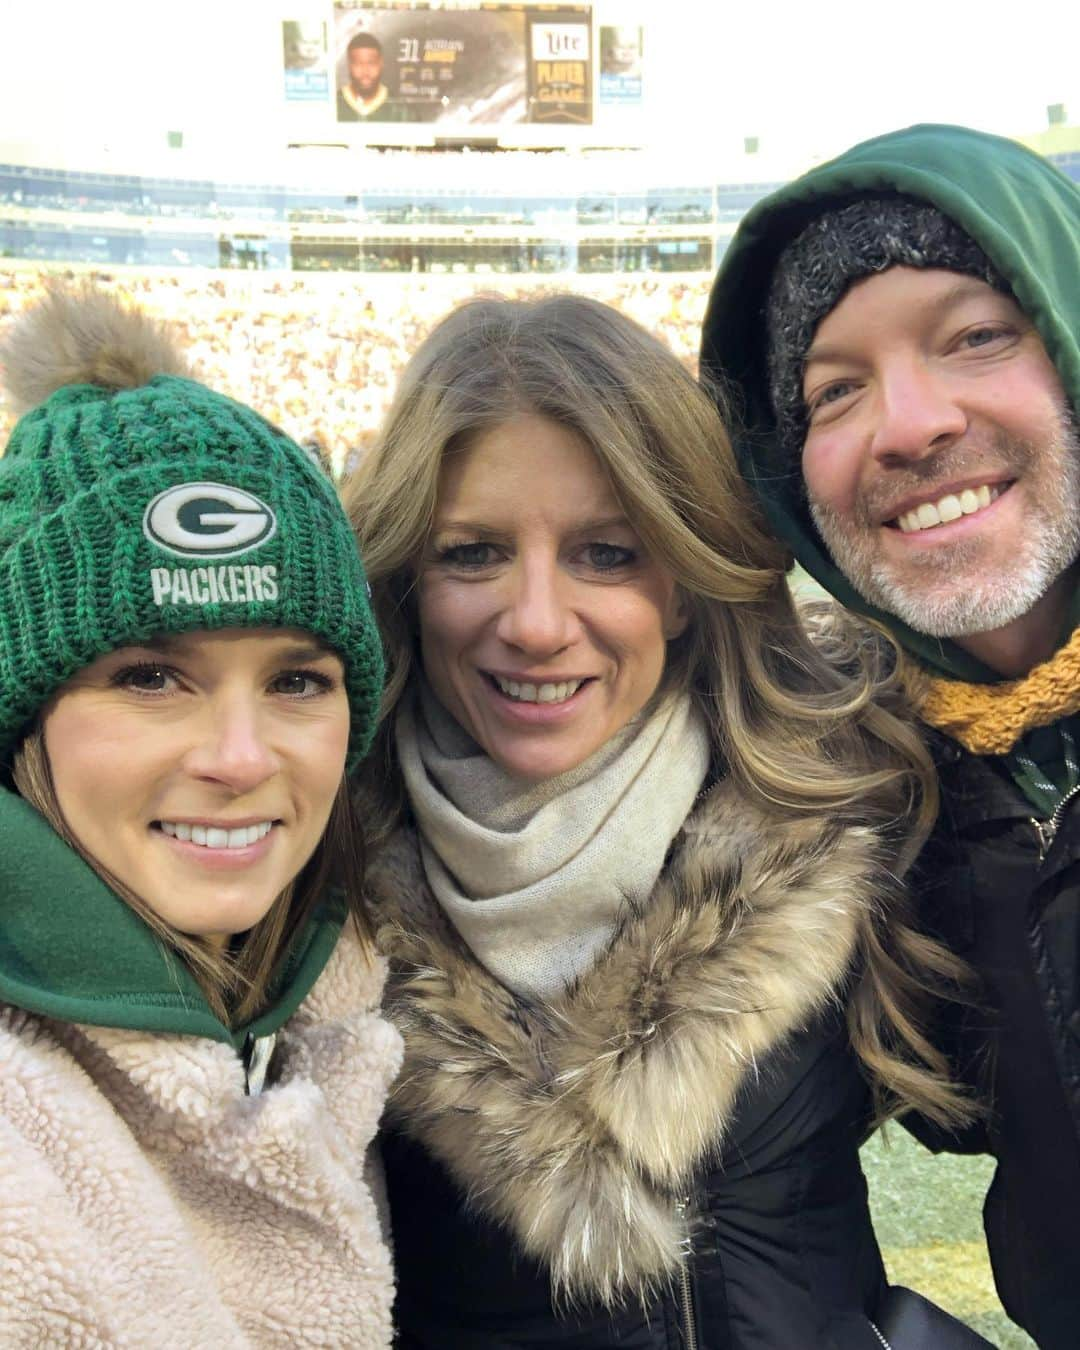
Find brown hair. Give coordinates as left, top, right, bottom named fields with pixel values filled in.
left=344, top=292, right=974, bottom=1129
left=13, top=725, right=371, bottom=1026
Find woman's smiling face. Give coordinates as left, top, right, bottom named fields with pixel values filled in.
left=42, top=628, right=350, bottom=945
left=416, top=415, right=687, bottom=781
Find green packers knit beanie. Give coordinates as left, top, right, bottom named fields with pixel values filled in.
left=0, top=284, right=383, bottom=767
left=765, top=194, right=1009, bottom=457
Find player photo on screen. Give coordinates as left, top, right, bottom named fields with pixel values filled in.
left=334, top=1, right=529, bottom=124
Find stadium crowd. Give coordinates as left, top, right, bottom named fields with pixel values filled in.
left=0, top=268, right=709, bottom=475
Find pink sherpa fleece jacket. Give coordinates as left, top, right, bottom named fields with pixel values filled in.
left=0, top=921, right=402, bottom=1347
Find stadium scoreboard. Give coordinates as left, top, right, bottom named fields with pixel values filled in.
left=284, top=2, right=643, bottom=146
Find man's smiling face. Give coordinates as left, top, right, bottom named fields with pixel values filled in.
left=800, top=266, right=1080, bottom=649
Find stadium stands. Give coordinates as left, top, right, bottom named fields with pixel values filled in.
left=0, top=265, right=710, bottom=476
left=1, top=144, right=1074, bottom=482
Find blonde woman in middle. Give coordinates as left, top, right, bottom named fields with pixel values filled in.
left=347, top=294, right=975, bottom=1348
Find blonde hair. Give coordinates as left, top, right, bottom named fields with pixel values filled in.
left=13, top=725, right=371, bottom=1026
left=344, top=293, right=973, bottom=1129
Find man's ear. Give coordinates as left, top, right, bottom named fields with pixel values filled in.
left=664, top=589, right=690, bottom=640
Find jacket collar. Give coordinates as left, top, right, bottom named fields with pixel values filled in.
left=0, top=786, right=343, bottom=1049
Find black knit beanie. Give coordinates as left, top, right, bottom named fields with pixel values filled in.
left=765, top=194, right=1009, bottom=455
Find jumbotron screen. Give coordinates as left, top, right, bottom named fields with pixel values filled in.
left=330, top=1, right=592, bottom=126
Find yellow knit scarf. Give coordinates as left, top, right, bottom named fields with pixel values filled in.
left=915, top=625, right=1080, bottom=755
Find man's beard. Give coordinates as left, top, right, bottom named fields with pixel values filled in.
left=808, top=419, right=1080, bottom=638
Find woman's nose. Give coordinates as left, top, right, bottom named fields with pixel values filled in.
left=182, top=696, right=280, bottom=793
left=494, top=560, right=579, bottom=656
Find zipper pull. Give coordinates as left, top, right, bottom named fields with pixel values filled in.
left=673, top=1195, right=693, bottom=1258
left=242, top=1031, right=277, bottom=1096
left=1032, top=816, right=1057, bottom=863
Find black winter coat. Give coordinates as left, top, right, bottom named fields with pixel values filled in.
left=911, top=737, right=1080, bottom=1349
left=384, top=1015, right=890, bottom=1350
left=368, top=777, right=937, bottom=1350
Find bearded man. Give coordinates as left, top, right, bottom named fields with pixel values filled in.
left=702, top=123, right=1080, bottom=1349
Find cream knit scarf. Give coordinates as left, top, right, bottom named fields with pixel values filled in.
left=396, top=684, right=711, bottom=1002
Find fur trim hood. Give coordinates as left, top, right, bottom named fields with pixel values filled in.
left=369, top=777, right=884, bottom=1306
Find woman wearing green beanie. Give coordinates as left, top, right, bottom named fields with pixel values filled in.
left=0, top=285, right=399, bottom=1347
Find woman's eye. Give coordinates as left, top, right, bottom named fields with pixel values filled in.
left=113, top=663, right=176, bottom=694
left=583, top=542, right=635, bottom=570
left=269, top=669, right=334, bottom=698
left=439, top=541, right=496, bottom=569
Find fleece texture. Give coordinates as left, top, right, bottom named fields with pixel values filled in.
left=0, top=921, right=403, bottom=1348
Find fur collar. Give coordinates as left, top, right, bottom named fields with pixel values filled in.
left=368, top=778, right=884, bottom=1306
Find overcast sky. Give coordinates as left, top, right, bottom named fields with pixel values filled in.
left=644, top=0, right=1079, bottom=166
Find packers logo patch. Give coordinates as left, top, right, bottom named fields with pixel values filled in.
left=143, top=482, right=277, bottom=560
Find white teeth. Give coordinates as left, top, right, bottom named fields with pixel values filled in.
left=896, top=484, right=1002, bottom=534
left=160, top=821, right=273, bottom=849
left=937, top=494, right=963, bottom=523
left=493, top=675, right=584, bottom=704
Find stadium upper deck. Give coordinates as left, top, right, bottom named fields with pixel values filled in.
left=3, top=147, right=1075, bottom=277
left=0, top=153, right=782, bottom=275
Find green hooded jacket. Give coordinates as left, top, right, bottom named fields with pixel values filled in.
left=0, top=785, right=344, bottom=1051
left=700, top=122, right=1080, bottom=686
